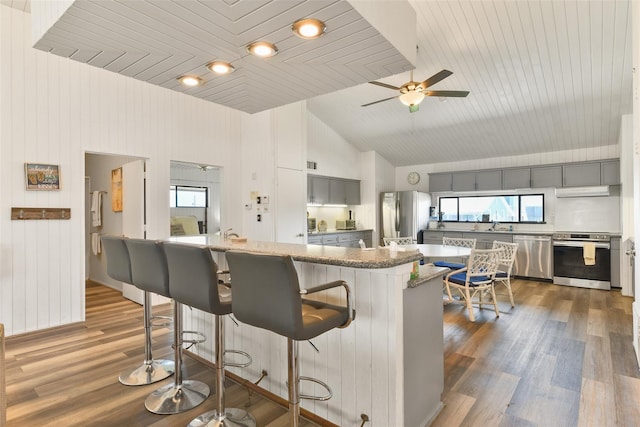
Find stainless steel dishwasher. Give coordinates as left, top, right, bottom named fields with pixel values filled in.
left=513, top=235, right=553, bottom=280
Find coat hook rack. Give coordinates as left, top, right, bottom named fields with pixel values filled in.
left=11, top=207, right=71, bottom=220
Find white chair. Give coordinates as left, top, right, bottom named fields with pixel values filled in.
left=492, top=241, right=518, bottom=307
left=383, top=237, right=415, bottom=246
left=434, top=237, right=477, bottom=270
left=443, top=248, right=500, bottom=322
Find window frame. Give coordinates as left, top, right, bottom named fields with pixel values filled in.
left=438, top=193, right=545, bottom=224
left=170, top=184, right=209, bottom=208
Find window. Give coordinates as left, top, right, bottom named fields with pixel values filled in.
left=170, top=185, right=208, bottom=208
left=438, top=194, right=544, bottom=223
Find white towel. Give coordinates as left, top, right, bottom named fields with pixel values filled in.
left=583, top=242, right=596, bottom=266
left=91, top=233, right=101, bottom=255
left=91, top=191, right=102, bottom=227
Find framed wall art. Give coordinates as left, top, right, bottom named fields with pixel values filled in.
left=111, top=167, right=123, bottom=212
left=25, top=163, right=60, bottom=190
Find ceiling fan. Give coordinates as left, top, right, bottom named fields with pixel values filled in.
left=362, top=69, right=469, bottom=113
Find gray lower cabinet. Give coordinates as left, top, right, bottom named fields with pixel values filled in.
left=611, top=236, right=621, bottom=288
left=463, top=232, right=512, bottom=249
left=563, top=162, right=601, bottom=187
left=531, top=165, right=562, bottom=188
left=307, top=230, right=372, bottom=248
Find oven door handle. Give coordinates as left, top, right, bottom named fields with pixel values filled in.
left=552, top=240, right=610, bottom=249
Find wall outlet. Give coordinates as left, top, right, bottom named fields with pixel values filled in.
left=256, top=196, right=261, bottom=204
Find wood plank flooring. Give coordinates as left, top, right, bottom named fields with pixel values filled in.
left=5, top=279, right=640, bottom=426
left=5, top=283, right=317, bottom=427
left=432, top=279, right=640, bottom=427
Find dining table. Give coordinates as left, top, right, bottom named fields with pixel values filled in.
left=401, top=243, right=472, bottom=261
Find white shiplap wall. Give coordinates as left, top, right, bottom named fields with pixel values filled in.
left=0, top=5, right=244, bottom=336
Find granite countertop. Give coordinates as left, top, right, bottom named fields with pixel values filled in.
left=307, top=229, right=373, bottom=235
left=169, top=234, right=422, bottom=269
left=407, top=265, right=450, bottom=288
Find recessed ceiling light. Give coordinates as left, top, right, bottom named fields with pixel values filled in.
left=177, top=75, right=204, bottom=87
left=246, top=41, right=278, bottom=58
left=206, top=61, right=235, bottom=75
left=292, top=18, right=326, bottom=39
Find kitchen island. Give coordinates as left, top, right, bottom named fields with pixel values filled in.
left=169, top=235, right=448, bottom=427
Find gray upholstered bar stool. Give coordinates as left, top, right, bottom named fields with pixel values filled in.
left=162, top=242, right=255, bottom=427
left=101, top=235, right=174, bottom=386
left=130, top=239, right=210, bottom=414
left=225, top=251, right=355, bottom=427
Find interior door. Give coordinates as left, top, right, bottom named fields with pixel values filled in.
left=121, top=160, right=146, bottom=304
left=275, top=168, right=306, bottom=244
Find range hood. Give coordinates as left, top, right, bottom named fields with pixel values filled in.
left=555, top=185, right=610, bottom=198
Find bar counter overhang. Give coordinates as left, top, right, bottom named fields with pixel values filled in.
left=169, top=235, right=447, bottom=427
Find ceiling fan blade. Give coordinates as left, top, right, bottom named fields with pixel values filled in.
left=424, top=90, right=469, bottom=97
left=361, top=96, right=398, bottom=107
left=419, top=69, right=453, bottom=89
left=368, top=81, right=401, bottom=91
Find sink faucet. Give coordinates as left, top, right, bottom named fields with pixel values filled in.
left=223, top=228, right=239, bottom=239
left=490, top=221, right=499, bottom=231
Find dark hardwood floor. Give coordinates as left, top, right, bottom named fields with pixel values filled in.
left=5, top=279, right=640, bottom=426
left=5, top=283, right=317, bottom=427
left=433, top=278, right=640, bottom=427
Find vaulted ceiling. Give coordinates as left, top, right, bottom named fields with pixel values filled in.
left=4, top=0, right=633, bottom=167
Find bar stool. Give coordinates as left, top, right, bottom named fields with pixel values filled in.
left=101, top=235, right=174, bottom=386
left=162, top=242, right=255, bottom=427
left=225, top=250, right=355, bottom=427
left=132, top=240, right=210, bottom=414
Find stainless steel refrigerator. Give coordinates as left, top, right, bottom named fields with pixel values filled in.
left=380, top=191, right=432, bottom=244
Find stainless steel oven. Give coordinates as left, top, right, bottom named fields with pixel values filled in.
left=553, top=232, right=611, bottom=290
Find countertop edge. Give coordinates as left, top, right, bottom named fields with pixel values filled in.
left=407, top=266, right=450, bottom=288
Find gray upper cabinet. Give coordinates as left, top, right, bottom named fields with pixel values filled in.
left=531, top=165, right=562, bottom=188
left=345, top=180, right=361, bottom=204
left=308, top=175, right=329, bottom=204
left=429, top=173, right=452, bottom=192
left=502, top=168, right=531, bottom=189
left=476, top=170, right=502, bottom=191
left=308, top=175, right=360, bottom=205
left=452, top=172, right=476, bottom=191
left=563, top=162, right=601, bottom=187
left=601, top=160, right=620, bottom=185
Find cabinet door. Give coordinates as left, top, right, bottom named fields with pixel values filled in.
left=502, top=168, right=531, bottom=189
left=429, top=173, right=452, bottom=192
left=308, top=176, right=329, bottom=204
left=563, top=162, right=601, bottom=187
left=329, top=178, right=347, bottom=204
left=476, top=170, right=502, bottom=191
left=610, top=237, right=621, bottom=287
left=452, top=172, right=476, bottom=191
left=345, top=180, right=361, bottom=204
left=601, top=160, right=620, bottom=185
left=531, top=165, right=562, bottom=188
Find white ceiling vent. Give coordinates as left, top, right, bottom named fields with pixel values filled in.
left=555, top=186, right=610, bottom=198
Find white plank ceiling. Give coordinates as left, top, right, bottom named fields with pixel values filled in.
left=308, top=0, right=633, bottom=166
left=26, top=0, right=414, bottom=114
left=6, top=0, right=633, bottom=166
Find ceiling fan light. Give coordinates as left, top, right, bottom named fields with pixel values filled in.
left=292, top=18, right=326, bottom=39
left=177, top=75, right=204, bottom=87
left=206, top=61, right=234, bottom=75
left=399, top=91, right=425, bottom=106
left=247, top=41, right=278, bottom=58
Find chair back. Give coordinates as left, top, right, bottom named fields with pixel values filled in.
left=465, top=249, right=500, bottom=284
left=125, top=239, right=171, bottom=298
left=383, top=237, right=414, bottom=246
left=492, top=241, right=518, bottom=274
left=225, top=251, right=304, bottom=339
left=101, top=235, right=132, bottom=284
left=443, top=236, right=477, bottom=249
left=162, top=242, right=231, bottom=316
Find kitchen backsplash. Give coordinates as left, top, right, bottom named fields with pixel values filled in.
left=307, top=206, right=361, bottom=230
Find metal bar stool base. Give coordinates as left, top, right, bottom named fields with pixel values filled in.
left=188, top=408, right=256, bottom=427
left=118, top=359, right=175, bottom=386
left=145, top=380, right=210, bottom=414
